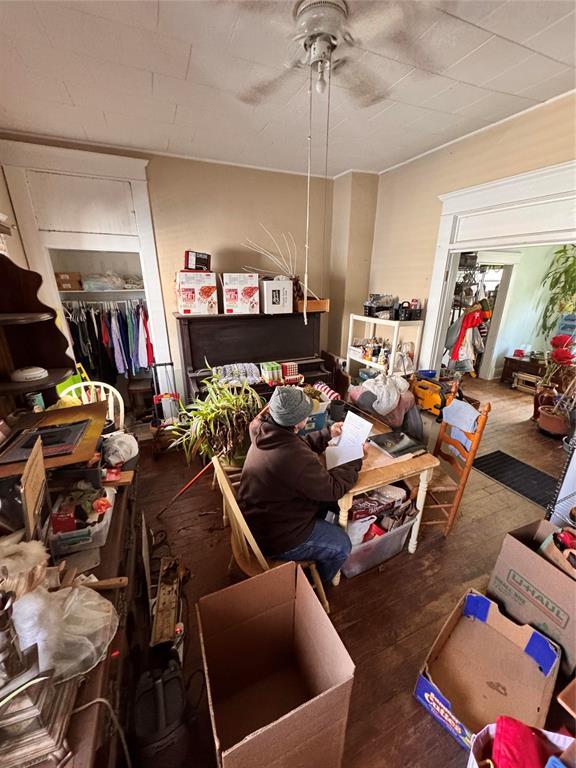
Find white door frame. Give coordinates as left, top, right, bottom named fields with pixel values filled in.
left=420, top=160, right=576, bottom=370
left=0, top=140, right=172, bottom=387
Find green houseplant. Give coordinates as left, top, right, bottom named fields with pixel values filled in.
left=540, top=244, right=576, bottom=338
left=170, top=372, right=263, bottom=465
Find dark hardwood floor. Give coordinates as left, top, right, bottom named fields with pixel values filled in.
left=138, top=384, right=566, bottom=768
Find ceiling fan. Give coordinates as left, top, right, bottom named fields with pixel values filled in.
left=239, top=0, right=435, bottom=108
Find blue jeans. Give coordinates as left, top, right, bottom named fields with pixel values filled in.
left=274, top=519, right=352, bottom=584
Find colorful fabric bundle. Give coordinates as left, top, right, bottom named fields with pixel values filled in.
left=314, top=381, right=339, bottom=400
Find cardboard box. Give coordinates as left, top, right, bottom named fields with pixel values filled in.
left=296, top=298, right=330, bottom=313
left=176, top=270, right=218, bottom=315
left=487, top=519, right=576, bottom=674
left=55, top=271, right=82, bottom=291
left=197, top=563, right=355, bottom=768
left=184, top=250, right=211, bottom=270
left=223, top=273, right=259, bottom=314
left=260, top=279, right=293, bottom=314
left=466, top=723, right=574, bottom=768
left=414, top=590, right=561, bottom=750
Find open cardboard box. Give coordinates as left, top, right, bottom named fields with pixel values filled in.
left=197, top=562, right=355, bottom=768
left=415, top=591, right=561, bottom=750
left=487, top=519, right=576, bottom=674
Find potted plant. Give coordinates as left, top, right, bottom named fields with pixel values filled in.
left=170, top=372, right=263, bottom=466
left=537, top=334, right=575, bottom=436
left=540, top=244, right=576, bottom=338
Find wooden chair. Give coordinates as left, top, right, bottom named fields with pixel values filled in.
left=211, top=456, right=331, bottom=613
left=60, top=381, right=125, bottom=430
left=407, top=384, right=491, bottom=536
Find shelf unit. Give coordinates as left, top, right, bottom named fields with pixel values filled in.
left=0, top=254, right=75, bottom=415
left=346, top=314, right=424, bottom=376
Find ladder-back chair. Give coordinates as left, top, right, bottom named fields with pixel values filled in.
left=212, top=456, right=330, bottom=613
left=409, top=384, right=491, bottom=536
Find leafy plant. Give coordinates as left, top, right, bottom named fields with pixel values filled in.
left=170, top=372, right=262, bottom=464
left=540, top=244, right=576, bottom=338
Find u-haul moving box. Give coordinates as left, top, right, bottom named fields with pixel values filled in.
left=487, top=519, right=576, bottom=674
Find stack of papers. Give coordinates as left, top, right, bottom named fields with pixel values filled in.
left=325, top=412, right=372, bottom=470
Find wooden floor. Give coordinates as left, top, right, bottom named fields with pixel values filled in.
left=138, top=377, right=567, bottom=768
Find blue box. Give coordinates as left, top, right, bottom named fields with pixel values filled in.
left=299, top=411, right=327, bottom=435
left=414, top=591, right=560, bottom=750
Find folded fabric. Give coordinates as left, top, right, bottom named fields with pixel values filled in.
left=493, top=716, right=564, bottom=768
left=442, top=398, right=479, bottom=455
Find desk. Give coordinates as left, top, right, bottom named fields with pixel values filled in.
left=333, top=411, right=440, bottom=585
left=0, top=402, right=107, bottom=479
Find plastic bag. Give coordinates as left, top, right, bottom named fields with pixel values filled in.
left=102, top=431, right=138, bottom=467
left=12, top=585, right=118, bottom=681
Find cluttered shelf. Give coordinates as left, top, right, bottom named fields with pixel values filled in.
left=0, top=311, right=55, bottom=325
left=0, top=367, right=75, bottom=395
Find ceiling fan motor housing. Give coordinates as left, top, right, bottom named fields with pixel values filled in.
left=294, top=0, right=349, bottom=41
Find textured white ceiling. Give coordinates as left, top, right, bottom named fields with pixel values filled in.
left=0, top=0, right=574, bottom=175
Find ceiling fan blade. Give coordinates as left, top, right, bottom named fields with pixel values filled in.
left=239, top=64, right=302, bottom=106
left=334, top=59, right=390, bottom=107
left=348, top=0, right=438, bottom=71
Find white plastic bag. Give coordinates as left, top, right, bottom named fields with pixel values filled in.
left=102, top=431, right=138, bottom=467
left=12, top=585, right=118, bottom=681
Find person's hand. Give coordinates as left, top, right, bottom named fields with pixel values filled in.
left=363, top=442, right=370, bottom=457
left=330, top=421, right=344, bottom=439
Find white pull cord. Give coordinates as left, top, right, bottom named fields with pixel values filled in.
left=303, top=64, right=313, bottom=326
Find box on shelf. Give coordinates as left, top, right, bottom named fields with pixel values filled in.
left=55, top=271, right=82, bottom=291
left=487, top=519, right=576, bottom=674
left=197, top=563, right=355, bottom=768
left=260, top=279, right=293, bottom=314
left=296, top=298, right=330, bottom=313
left=176, top=271, right=218, bottom=315
left=184, top=250, right=211, bottom=271
left=414, top=590, right=561, bottom=750
left=260, top=361, right=282, bottom=384
left=223, top=273, right=259, bottom=314
left=281, top=362, right=298, bottom=378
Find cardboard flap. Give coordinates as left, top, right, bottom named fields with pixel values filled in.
left=294, top=568, right=355, bottom=695
left=198, top=562, right=297, bottom=638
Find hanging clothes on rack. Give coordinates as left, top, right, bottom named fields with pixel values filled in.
left=62, top=299, right=153, bottom=384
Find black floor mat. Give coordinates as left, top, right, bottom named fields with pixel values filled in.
left=473, top=450, right=557, bottom=509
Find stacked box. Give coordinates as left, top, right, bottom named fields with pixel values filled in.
left=223, top=273, right=260, bottom=314
left=261, top=361, right=282, bottom=384
left=55, top=271, right=83, bottom=291
left=260, top=279, right=293, bottom=314
left=282, top=362, right=298, bottom=377
left=184, top=250, right=211, bottom=270
left=176, top=271, right=218, bottom=315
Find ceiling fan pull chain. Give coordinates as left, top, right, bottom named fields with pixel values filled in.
left=304, top=62, right=313, bottom=326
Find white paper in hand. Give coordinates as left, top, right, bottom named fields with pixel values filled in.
left=325, top=411, right=372, bottom=470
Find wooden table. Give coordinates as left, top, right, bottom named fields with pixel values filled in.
left=333, top=410, right=440, bottom=585
left=0, top=402, right=107, bottom=478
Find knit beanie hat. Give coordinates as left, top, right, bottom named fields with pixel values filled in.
left=269, top=386, right=313, bottom=427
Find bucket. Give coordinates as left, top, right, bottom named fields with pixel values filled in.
left=347, top=515, right=377, bottom=546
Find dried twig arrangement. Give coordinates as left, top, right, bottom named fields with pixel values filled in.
left=242, top=224, right=320, bottom=302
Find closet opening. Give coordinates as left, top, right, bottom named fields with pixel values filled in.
left=49, top=248, right=156, bottom=426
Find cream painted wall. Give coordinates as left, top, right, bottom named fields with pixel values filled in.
left=370, top=94, right=576, bottom=306
left=328, top=171, right=378, bottom=355
left=0, top=168, right=27, bottom=268
left=146, top=156, right=332, bottom=382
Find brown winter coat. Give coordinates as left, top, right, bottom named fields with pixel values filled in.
left=238, top=414, right=361, bottom=556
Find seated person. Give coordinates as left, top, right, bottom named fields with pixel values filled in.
left=238, top=386, right=363, bottom=584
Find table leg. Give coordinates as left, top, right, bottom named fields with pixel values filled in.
left=332, top=493, right=353, bottom=586
left=408, top=468, right=432, bottom=554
